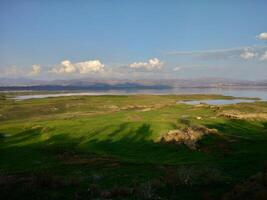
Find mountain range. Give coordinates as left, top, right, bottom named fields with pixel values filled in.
left=0, top=77, right=267, bottom=91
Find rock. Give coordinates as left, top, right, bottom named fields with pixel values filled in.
left=219, top=112, right=267, bottom=120
left=160, top=126, right=218, bottom=150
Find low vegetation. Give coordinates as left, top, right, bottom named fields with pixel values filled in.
left=0, top=93, right=267, bottom=199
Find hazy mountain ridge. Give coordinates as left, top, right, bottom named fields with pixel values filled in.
left=0, top=77, right=267, bottom=90
left=0, top=82, right=172, bottom=91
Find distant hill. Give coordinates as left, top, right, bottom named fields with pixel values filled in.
left=0, top=82, right=172, bottom=91
left=0, top=77, right=267, bottom=91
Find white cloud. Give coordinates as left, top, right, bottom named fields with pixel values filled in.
left=52, top=60, right=76, bottom=74
left=166, top=47, right=243, bottom=56
left=260, top=51, right=267, bottom=61
left=29, top=64, right=41, bottom=76
left=240, top=50, right=257, bottom=60
left=129, top=58, right=163, bottom=70
left=75, top=60, right=104, bottom=74
left=173, top=67, right=181, bottom=71
left=166, top=46, right=267, bottom=62
left=52, top=60, right=104, bottom=74
left=256, top=32, right=267, bottom=40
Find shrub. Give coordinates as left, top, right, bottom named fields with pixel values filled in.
left=179, top=118, right=191, bottom=126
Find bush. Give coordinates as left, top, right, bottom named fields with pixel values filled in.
left=179, top=117, right=191, bottom=126
left=164, top=166, right=228, bottom=189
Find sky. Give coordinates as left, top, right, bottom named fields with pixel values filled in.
left=0, top=0, right=267, bottom=80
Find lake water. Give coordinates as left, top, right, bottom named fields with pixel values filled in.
left=178, top=99, right=258, bottom=105
left=11, top=87, right=267, bottom=102
left=13, top=92, right=110, bottom=100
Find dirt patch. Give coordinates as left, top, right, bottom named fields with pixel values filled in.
left=160, top=126, right=218, bottom=150
left=121, top=103, right=168, bottom=111
left=126, top=114, right=143, bottom=121
left=103, top=105, right=120, bottom=111
left=141, top=108, right=152, bottom=112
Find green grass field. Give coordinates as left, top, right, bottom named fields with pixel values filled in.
left=1, top=93, right=267, bottom=199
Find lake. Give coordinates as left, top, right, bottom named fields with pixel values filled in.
left=177, top=99, right=258, bottom=105
left=11, top=87, right=267, bottom=102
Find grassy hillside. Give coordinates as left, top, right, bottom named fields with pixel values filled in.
left=1, top=94, right=267, bottom=199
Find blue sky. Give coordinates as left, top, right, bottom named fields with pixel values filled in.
left=0, top=0, right=267, bottom=80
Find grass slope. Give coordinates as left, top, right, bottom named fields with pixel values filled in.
left=0, top=94, right=267, bottom=199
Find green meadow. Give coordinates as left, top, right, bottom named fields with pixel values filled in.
left=1, top=94, right=267, bottom=199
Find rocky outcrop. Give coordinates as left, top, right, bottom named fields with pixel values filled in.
left=160, top=126, right=218, bottom=150
left=218, top=111, right=267, bottom=120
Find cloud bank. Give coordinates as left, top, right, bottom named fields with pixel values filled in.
left=52, top=60, right=105, bottom=74
left=129, top=58, right=163, bottom=71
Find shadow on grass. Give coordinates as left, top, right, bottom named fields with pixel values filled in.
left=80, top=123, right=207, bottom=164
left=1, top=120, right=267, bottom=173
left=202, top=119, right=267, bottom=179
left=206, top=119, right=267, bottom=139
left=1, top=120, right=267, bottom=199
left=1, top=123, right=204, bottom=171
